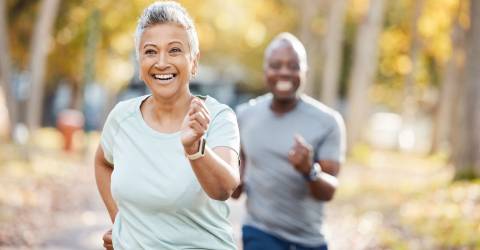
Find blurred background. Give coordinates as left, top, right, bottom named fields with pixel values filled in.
left=0, top=0, right=479, bottom=249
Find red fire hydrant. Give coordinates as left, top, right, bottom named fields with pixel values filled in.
left=56, top=109, right=84, bottom=152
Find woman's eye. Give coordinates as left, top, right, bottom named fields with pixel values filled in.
left=170, top=48, right=182, bottom=53
left=145, top=49, right=156, bottom=55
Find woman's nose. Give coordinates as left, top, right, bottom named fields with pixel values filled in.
left=154, top=53, right=169, bottom=68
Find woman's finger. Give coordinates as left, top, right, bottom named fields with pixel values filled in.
left=190, top=112, right=210, bottom=129
left=189, top=120, right=207, bottom=135
left=190, top=98, right=210, bottom=115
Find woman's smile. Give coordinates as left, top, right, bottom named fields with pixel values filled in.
left=151, top=73, right=177, bottom=85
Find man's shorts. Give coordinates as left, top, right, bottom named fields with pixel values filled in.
left=242, top=225, right=328, bottom=250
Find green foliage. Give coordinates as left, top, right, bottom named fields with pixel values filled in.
left=372, top=0, right=463, bottom=111
left=5, top=0, right=469, bottom=109
left=378, top=228, right=410, bottom=250
left=400, top=181, right=480, bottom=248
left=349, top=142, right=372, bottom=165
left=335, top=150, right=479, bottom=249
left=7, top=0, right=40, bottom=68
left=454, top=168, right=479, bottom=180
left=6, top=0, right=310, bottom=93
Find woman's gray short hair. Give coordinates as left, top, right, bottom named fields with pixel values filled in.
left=134, top=1, right=199, bottom=60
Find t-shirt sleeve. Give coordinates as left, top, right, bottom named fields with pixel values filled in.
left=206, top=108, right=240, bottom=155
left=316, top=114, right=346, bottom=163
left=100, top=105, right=120, bottom=164
left=234, top=103, right=247, bottom=128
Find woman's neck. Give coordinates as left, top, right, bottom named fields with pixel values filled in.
left=142, top=89, right=193, bottom=133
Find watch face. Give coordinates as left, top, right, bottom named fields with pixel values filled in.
left=309, top=163, right=321, bottom=181
left=303, top=163, right=321, bottom=181
left=200, top=137, right=206, bottom=155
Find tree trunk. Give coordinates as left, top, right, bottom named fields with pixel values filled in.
left=431, top=4, right=465, bottom=154
left=402, top=0, right=423, bottom=124
left=0, top=0, right=17, bottom=140
left=26, top=0, right=60, bottom=131
left=74, top=9, right=101, bottom=110
left=321, top=0, right=348, bottom=108
left=298, top=0, right=324, bottom=98
left=346, top=0, right=386, bottom=151
left=453, top=0, right=480, bottom=179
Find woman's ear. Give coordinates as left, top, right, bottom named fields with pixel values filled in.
left=191, top=52, right=200, bottom=77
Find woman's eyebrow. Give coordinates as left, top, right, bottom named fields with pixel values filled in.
left=168, top=41, right=184, bottom=46
left=143, top=43, right=158, bottom=49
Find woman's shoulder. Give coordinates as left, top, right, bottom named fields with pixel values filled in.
left=108, top=95, right=147, bottom=122
left=203, top=95, right=234, bottom=118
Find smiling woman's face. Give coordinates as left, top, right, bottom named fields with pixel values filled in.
left=139, top=23, right=198, bottom=100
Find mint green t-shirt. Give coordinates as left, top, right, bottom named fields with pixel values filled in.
left=100, top=95, right=240, bottom=250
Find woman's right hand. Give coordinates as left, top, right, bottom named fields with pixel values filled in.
left=102, top=228, right=113, bottom=250
left=181, top=97, right=210, bottom=153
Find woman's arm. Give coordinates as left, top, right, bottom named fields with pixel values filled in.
left=185, top=145, right=240, bottom=201
left=181, top=97, right=240, bottom=201
left=94, top=145, right=118, bottom=222
left=230, top=148, right=245, bottom=199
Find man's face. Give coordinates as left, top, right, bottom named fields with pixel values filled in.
left=264, top=42, right=306, bottom=102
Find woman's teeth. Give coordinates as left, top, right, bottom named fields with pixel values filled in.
left=276, top=80, right=293, bottom=91
left=153, top=74, right=174, bottom=80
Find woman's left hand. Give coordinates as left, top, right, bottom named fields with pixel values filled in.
left=102, top=228, right=113, bottom=250
left=181, top=97, right=210, bottom=153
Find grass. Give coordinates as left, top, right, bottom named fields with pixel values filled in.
left=329, top=149, right=480, bottom=250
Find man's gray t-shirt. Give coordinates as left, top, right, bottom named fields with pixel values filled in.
left=236, top=93, right=346, bottom=246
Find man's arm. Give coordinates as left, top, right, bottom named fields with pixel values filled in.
left=306, top=160, right=340, bottom=201
left=289, top=135, right=341, bottom=201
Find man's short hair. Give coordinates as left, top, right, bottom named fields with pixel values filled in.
left=264, top=32, right=308, bottom=71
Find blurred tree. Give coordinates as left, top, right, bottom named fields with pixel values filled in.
left=5, top=0, right=302, bottom=121
left=0, top=0, right=17, bottom=140
left=368, top=0, right=461, bottom=112
left=431, top=0, right=466, bottom=154
left=26, top=0, right=60, bottom=131
left=346, top=0, right=387, bottom=151
left=321, top=0, right=348, bottom=108
left=452, top=0, right=480, bottom=179
left=296, top=0, right=324, bottom=97
left=77, top=8, right=100, bottom=109
left=192, top=0, right=297, bottom=91
left=401, top=0, right=424, bottom=124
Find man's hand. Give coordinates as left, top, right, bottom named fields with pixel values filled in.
left=288, top=134, right=314, bottom=175
left=102, top=229, right=113, bottom=250
left=181, top=97, right=211, bottom=154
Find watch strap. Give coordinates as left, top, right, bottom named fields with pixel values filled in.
left=186, top=137, right=206, bottom=160
left=303, top=162, right=321, bottom=182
